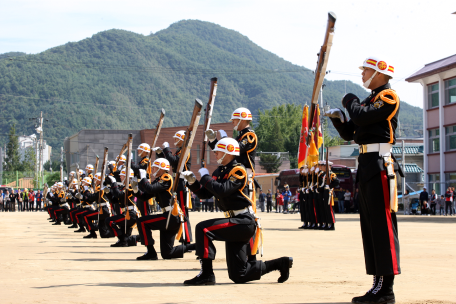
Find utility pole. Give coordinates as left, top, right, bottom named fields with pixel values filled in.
left=60, top=147, right=64, bottom=176
left=39, top=111, right=44, bottom=188
left=401, top=140, right=405, bottom=213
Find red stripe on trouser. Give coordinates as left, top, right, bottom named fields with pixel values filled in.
left=144, top=201, right=148, bottom=216
left=70, top=211, right=74, bottom=222
left=48, top=209, right=52, bottom=217
left=380, top=171, right=400, bottom=275
left=109, top=217, right=126, bottom=237
left=179, top=191, right=190, bottom=241
left=203, top=222, right=237, bottom=259
left=75, top=211, right=86, bottom=223
left=312, top=199, right=318, bottom=223
left=54, top=209, right=64, bottom=218
left=330, top=204, right=335, bottom=222
left=140, top=217, right=166, bottom=245
left=84, top=212, right=98, bottom=231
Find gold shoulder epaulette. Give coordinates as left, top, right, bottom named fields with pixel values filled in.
left=375, top=89, right=399, bottom=105
left=228, top=166, right=246, bottom=180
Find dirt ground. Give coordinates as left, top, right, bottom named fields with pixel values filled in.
left=1, top=211, right=455, bottom=304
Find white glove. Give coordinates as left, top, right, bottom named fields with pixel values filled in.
left=60, top=198, right=65, bottom=202
left=182, top=171, right=197, bottom=185
left=325, top=185, right=330, bottom=190
left=324, top=108, right=344, bottom=123
left=162, top=142, right=169, bottom=149
left=153, top=147, right=163, bottom=154
left=205, top=129, right=217, bottom=142
left=84, top=186, right=89, bottom=191
left=104, top=187, right=110, bottom=194
left=198, top=167, right=210, bottom=178
left=75, top=193, right=83, bottom=200
left=315, top=168, right=320, bottom=173
left=139, top=169, right=147, bottom=180
left=219, top=130, right=227, bottom=138
left=131, top=179, right=139, bottom=193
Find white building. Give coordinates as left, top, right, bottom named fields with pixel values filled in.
left=18, top=134, right=52, bottom=170
left=406, top=54, right=456, bottom=195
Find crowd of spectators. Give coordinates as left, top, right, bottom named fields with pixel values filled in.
left=0, top=189, right=43, bottom=212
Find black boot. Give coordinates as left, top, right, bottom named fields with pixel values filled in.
left=137, top=245, right=158, bottom=260
left=263, top=257, right=293, bottom=283
left=83, top=231, right=97, bottom=239
left=52, top=221, right=61, bottom=225
left=325, top=223, right=335, bottom=231
left=127, top=235, right=138, bottom=247
left=68, top=224, right=78, bottom=229
left=184, top=259, right=216, bottom=286
left=74, top=226, right=86, bottom=233
left=352, top=276, right=379, bottom=303
left=185, top=243, right=196, bottom=253
left=111, top=238, right=128, bottom=247
left=352, top=275, right=395, bottom=304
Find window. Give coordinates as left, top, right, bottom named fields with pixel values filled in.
left=429, top=173, right=441, bottom=195
left=428, top=128, right=440, bottom=153
left=445, top=78, right=456, bottom=105
left=428, top=83, right=439, bottom=108
left=445, top=173, right=456, bottom=192
left=446, top=125, right=456, bottom=151
left=196, top=145, right=200, bottom=164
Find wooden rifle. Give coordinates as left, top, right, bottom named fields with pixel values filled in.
left=92, top=155, right=99, bottom=188
left=148, top=109, right=166, bottom=182
left=124, top=134, right=133, bottom=234
left=201, top=77, right=218, bottom=168
left=325, top=148, right=330, bottom=186
left=304, top=12, right=336, bottom=163
left=98, top=147, right=108, bottom=221
left=166, top=99, right=203, bottom=230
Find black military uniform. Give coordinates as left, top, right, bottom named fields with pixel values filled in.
left=319, top=166, right=340, bottom=230
left=156, top=147, right=192, bottom=243
left=68, top=188, right=81, bottom=229
left=135, top=173, right=193, bottom=260
left=104, top=180, right=138, bottom=247
left=81, top=185, right=113, bottom=238
left=74, top=185, right=95, bottom=233
left=184, top=159, right=292, bottom=285
left=298, top=169, right=309, bottom=228
left=131, top=156, right=151, bottom=217
left=330, top=82, right=401, bottom=303
left=52, top=189, right=71, bottom=225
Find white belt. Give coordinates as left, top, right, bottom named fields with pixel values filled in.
left=163, top=205, right=172, bottom=212
left=121, top=206, right=135, bottom=212
left=98, top=203, right=107, bottom=207
left=59, top=203, right=69, bottom=208
left=359, top=143, right=392, bottom=156
left=224, top=206, right=254, bottom=218
left=83, top=205, right=92, bottom=208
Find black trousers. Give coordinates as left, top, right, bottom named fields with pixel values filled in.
left=84, top=207, right=111, bottom=236
left=322, top=189, right=335, bottom=224
left=136, top=198, right=150, bottom=217
left=306, top=192, right=316, bottom=224
left=358, top=162, right=400, bottom=276
left=35, top=201, right=41, bottom=211
left=76, top=209, right=93, bottom=228
left=177, top=180, right=192, bottom=243
left=445, top=202, right=453, bottom=215
left=105, top=211, right=138, bottom=241
left=266, top=201, right=272, bottom=213
left=54, top=207, right=70, bottom=222
left=194, top=213, right=263, bottom=283
left=430, top=203, right=436, bottom=215
left=136, top=212, right=187, bottom=259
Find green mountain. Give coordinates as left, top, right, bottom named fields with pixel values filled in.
left=0, top=20, right=422, bottom=158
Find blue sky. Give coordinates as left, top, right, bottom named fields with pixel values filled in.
left=1, top=0, right=455, bottom=108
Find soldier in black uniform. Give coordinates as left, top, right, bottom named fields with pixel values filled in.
left=104, top=168, right=139, bottom=247
left=52, top=183, right=71, bottom=225
left=319, top=161, right=340, bottom=231
left=181, top=137, right=292, bottom=286
left=325, top=57, right=402, bottom=304
left=67, top=180, right=81, bottom=229
left=131, top=143, right=151, bottom=217
left=81, top=173, right=114, bottom=239
left=73, top=177, right=96, bottom=233
left=133, top=158, right=195, bottom=260
left=206, top=107, right=259, bottom=260
left=298, top=165, right=309, bottom=229
left=154, top=131, right=192, bottom=243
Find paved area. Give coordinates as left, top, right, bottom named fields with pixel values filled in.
left=1, top=211, right=455, bottom=303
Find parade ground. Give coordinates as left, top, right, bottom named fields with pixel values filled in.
left=1, top=211, right=455, bottom=304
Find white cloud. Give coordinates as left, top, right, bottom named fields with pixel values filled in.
left=1, top=0, right=455, bottom=108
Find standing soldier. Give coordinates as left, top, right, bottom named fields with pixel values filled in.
left=85, top=164, right=94, bottom=179
left=325, top=56, right=401, bottom=304
left=298, top=165, right=309, bottom=229
left=134, top=158, right=195, bottom=260
left=320, top=161, right=339, bottom=231
left=181, top=138, right=292, bottom=285
left=154, top=131, right=192, bottom=243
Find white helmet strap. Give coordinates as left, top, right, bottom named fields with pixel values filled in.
left=233, top=119, right=242, bottom=131
left=217, top=153, right=227, bottom=166
left=363, top=71, right=378, bottom=89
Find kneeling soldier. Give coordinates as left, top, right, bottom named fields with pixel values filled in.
left=181, top=137, right=293, bottom=285
left=134, top=158, right=195, bottom=260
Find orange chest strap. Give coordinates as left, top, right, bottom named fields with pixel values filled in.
left=374, top=89, right=400, bottom=144
left=160, top=173, right=173, bottom=196
left=227, top=166, right=252, bottom=204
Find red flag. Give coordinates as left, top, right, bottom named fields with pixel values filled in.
left=312, top=106, right=323, bottom=149
left=297, top=105, right=309, bottom=168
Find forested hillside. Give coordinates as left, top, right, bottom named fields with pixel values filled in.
left=0, top=20, right=422, bottom=157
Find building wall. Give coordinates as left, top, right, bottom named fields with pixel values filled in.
left=426, top=109, right=439, bottom=129
left=255, top=174, right=279, bottom=196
